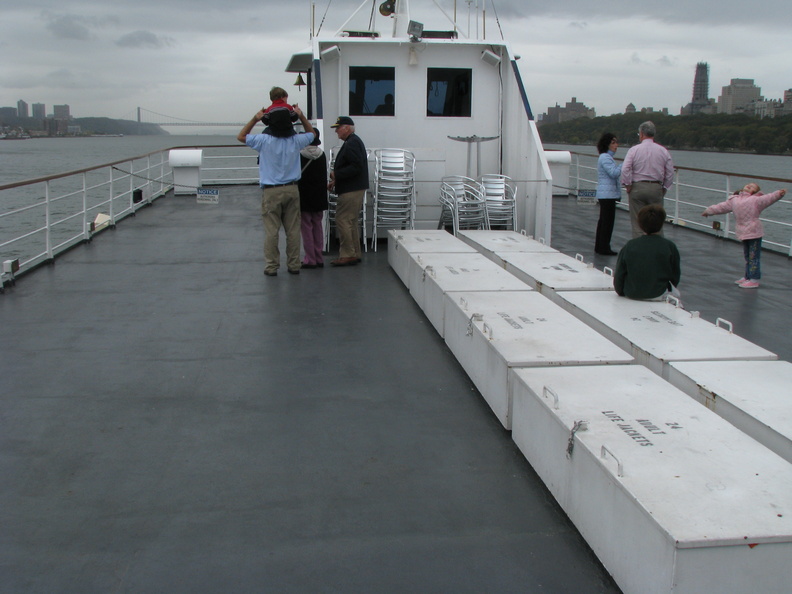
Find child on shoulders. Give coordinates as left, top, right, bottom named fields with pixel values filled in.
left=261, top=86, right=298, bottom=127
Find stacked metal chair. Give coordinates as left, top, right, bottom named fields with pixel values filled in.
left=324, top=145, right=368, bottom=253
left=437, top=175, right=489, bottom=235
left=479, top=174, right=517, bottom=230
left=370, top=149, right=416, bottom=250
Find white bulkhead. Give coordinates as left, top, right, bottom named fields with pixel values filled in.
left=443, top=290, right=633, bottom=428
left=556, top=290, right=777, bottom=377
left=407, top=252, right=532, bottom=336
left=668, top=359, right=792, bottom=464
left=510, top=364, right=792, bottom=594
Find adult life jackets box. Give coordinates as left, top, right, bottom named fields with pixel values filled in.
left=387, top=229, right=476, bottom=289
left=406, top=252, right=532, bottom=337
left=668, top=359, right=792, bottom=464
left=168, top=149, right=203, bottom=195
left=443, top=290, right=633, bottom=429
left=556, top=291, right=777, bottom=379
left=457, top=230, right=557, bottom=268
left=510, top=364, right=792, bottom=594
left=500, top=251, right=614, bottom=304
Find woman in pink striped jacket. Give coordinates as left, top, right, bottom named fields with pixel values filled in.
left=702, top=182, right=786, bottom=288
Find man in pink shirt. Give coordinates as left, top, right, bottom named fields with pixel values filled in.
left=620, top=121, right=675, bottom=237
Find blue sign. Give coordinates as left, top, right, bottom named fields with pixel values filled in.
left=197, top=187, right=220, bottom=204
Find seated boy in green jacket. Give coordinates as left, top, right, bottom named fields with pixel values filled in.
left=614, top=204, right=681, bottom=300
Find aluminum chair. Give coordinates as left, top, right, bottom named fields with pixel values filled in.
left=479, top=174, right=517, bottom=230
left=370, top=148, right=416, bottom=250
left=438, top=175, right=489, bottom=235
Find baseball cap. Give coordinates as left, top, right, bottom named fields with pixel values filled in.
left=330, top=116, right=355, bottom=128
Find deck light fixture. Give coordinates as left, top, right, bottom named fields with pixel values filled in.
left=481, top=49, right=501, bottom=67
left=407, top=20, right=423, bottom=42
left=321, top=45, right=340, bottom=61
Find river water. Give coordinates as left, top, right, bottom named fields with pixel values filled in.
left=0, top=134, right=239, bottom=187
left=2, top=136, right=791, bottom=187
left=2, top=135, right=791, bottom=252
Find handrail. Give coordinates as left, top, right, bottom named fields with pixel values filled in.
left=563, top=150, right=792, bottom=256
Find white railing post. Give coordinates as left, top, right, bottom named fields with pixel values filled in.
left=45, top=180, right=53, bottom=260
left=672, top=169, right=680, bottom=225
left=82, top=172, right=89, bottom=240
left=129, top=158, right=135, bottom=212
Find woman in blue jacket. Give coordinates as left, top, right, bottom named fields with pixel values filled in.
left=594, top=132, right=622, bottom=255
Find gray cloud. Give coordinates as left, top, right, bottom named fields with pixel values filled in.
left=116, top=30, right=175, bottom=49
left=46, top=15, right=93, bottom=40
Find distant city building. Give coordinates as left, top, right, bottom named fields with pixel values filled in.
left=32, top=103, right=46, bottom=120
left=540, top=97, right=595, bottom=125
left=17, top=100, right=29, bottom=118
left=638, top=106, right=669, bottom=115
left=53, top=104, right=71, bottom=120
left=681, top=62, right=717, bottom=115
left=718, top=79, right=762, bottom=114
left=625, top=103, right=636, bottom=114
left=0, top=106, right=18, bottom=122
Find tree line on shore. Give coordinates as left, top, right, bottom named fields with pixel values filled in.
left=538, top=113, right=792, bottom=155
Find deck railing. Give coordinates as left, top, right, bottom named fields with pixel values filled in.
left=565, top=150, right=792, bottom=256
left=3, top=144, right=791, bottom=284
left=0, top=145, right=258, bottom=278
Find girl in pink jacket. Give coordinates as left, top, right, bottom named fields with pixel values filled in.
left=702, top=183, right=786, bottom=288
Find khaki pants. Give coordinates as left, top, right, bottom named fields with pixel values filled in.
left=335, top=190, right=365, bottom=258
left=262, top=185, right=301, bottom=273
left=628, top=181, right=664, bottom=238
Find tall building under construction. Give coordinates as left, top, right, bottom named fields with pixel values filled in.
left=681, top=62, right=716, bottom=115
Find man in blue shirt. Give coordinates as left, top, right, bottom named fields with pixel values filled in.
left=238, top=104, right=316, bottom=276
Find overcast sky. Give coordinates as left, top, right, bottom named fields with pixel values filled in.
left=2, top=0, right=790, bottom=126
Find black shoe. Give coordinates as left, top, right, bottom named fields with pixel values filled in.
left=288, top=269, right=300, bottom=275
left=595, top=249, right=618, bottom=256
left=264, top=270, right=277, bottom=276
left=301, top=263, right=317, bottom=269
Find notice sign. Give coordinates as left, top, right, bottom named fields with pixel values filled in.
left=197, top=188, right=220, bottom=204
left=577, top=189, right=597, bottom=204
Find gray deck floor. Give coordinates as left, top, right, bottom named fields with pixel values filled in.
left=1, top=187, right=621, bottom=592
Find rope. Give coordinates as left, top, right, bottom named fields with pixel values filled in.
left=489, top=0, right=505, bottom=40
left=316, top=0, right=332, bottom=35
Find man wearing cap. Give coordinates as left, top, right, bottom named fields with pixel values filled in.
left=328, top=116, right=369, bottom=266
left=238, top=103, right=316, bottom=276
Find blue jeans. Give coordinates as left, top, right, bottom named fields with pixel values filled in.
left=743, top=237, right=762, bottom=280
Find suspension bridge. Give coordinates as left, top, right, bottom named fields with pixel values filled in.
left=133, top=107, right=245, bottom=127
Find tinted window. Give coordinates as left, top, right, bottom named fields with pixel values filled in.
left=427, top=68, right=472, bottom=117
left=349, top=66, right=395, bottom=116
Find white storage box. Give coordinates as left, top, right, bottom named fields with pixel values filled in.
left=668, top=360, right=792, bottom=464
left=557, top=291, right=777, bottom=378
left=387, top=229, right=477, bottom=289
left=511, top=364, right=792, bottom=594
left=407, top=252, right=532, bottom=337
left=502, top=252, right=614, bottom=302
left=457, top=230, right=557, bottom=267
left=168, top=149, right=202, bottom=195
left=444, top=291, right=632, bottom=428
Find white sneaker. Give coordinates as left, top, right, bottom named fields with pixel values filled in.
left=738, top=279, right=759, bottom=289
left=734, top=277, right=747, bottom=284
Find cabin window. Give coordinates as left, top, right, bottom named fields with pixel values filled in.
left=426, top=68, right=472, bottom=117
left=348, top=66, right=395, bottom=116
